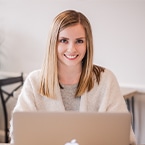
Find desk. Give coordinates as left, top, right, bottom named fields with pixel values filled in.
left=1, top=139, right=143, bottom=145
left=0, top=144, right=11, bottom=145
left=121, top=87, right=137, bottom=131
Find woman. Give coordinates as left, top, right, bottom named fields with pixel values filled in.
left=10, top=10, right=136, bottom=144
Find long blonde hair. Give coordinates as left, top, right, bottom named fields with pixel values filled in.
left=39, top=10, right=104, bottom=98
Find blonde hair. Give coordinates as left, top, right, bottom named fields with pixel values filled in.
left=39, top=10, right=104, bottom=98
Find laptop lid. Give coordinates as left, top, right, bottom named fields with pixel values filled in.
left=13, top=112, right=131, bottom=145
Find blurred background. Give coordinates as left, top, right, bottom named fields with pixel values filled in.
left=0, top=0, right=145, bottom=144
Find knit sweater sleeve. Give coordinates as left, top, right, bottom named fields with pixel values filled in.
left=102, top=69, right=127, bottom=112
left=9, top=70, right=40, bottom=143
left=99, top=69, right=137, bottom=145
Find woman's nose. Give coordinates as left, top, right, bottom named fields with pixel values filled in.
left=67, top=43, right=76, bottom=52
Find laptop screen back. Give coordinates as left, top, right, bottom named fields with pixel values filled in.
left=13, top=112, right=131, bottom=145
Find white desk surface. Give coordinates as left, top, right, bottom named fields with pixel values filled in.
left=0, top=143, right=145, bottom=145
left=121, top=87, right=137, bottom=99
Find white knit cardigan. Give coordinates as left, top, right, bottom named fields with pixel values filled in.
left=9, top=68, right=136, bottom=145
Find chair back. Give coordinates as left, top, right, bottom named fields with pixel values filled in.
left=0, top=73, right=24, bottom=143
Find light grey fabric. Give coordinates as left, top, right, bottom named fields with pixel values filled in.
left=60, top=84, right=80, bottom=111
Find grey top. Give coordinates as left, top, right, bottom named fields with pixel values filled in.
left=60, top=84, right=81, bottom=111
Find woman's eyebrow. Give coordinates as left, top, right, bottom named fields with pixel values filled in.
left=58, top=36, right=69, bottom=39
left=76, top=37, right=86, bottom=39
left=58, top=36, right=86, bottom=39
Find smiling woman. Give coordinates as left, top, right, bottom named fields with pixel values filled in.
left=9, top=10, right=136, bottom=145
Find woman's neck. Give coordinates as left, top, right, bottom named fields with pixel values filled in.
left=58, top=65, right=82, bottom=85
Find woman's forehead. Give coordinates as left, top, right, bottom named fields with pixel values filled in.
left=58, top=24, right=85, bottom=38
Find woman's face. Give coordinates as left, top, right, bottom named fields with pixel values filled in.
left=57, top=24, right=86, bottom=68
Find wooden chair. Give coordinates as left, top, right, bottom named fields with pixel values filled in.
left=0, top=73, right=24, bottom=143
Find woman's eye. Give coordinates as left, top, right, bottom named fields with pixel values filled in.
left=76, top=39, right=84, bottom=43
left=59, top=39, right=68, bottom=43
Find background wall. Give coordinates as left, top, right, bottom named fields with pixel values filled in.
left=0, top=0, right=145, bottom=144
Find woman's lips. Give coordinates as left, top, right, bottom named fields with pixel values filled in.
left=64, top=54, right=78, bottom=59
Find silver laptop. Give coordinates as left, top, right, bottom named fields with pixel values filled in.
left=13, top=112, right=131, bottom=145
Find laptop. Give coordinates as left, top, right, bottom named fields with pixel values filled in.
left=13, top=112, right=131, bottom=145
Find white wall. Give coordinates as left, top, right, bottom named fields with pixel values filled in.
left=0, top=0, right=145, bottom=90
left=0, top=0, right=145, bottom=144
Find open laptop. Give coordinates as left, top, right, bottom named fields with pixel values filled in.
left=13, top=112, right=131, bottom=145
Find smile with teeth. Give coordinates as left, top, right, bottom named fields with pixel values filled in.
left=64, top=54, right=78, bottom=59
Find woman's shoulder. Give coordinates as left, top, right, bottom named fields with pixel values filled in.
left=28, top=69, right=41, bottom=76
left=101, top=68, right=120, bottom=88
left=103, top=67, right=116, bottom=77
left=93, top=65, right=118, bottom=82
left=25, top=69, right=41, bottom=82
